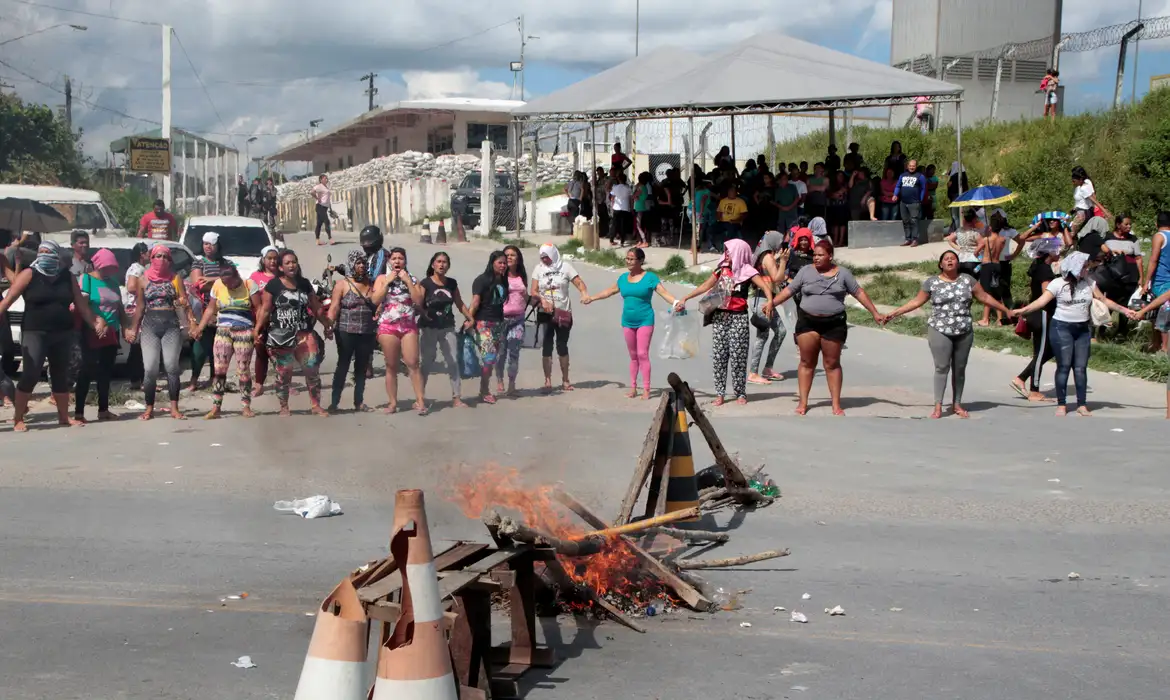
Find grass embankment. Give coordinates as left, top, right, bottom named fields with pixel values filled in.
left=853, top=262, right=1169, bottom=384
left=777, top=89, right=1170, bottom=233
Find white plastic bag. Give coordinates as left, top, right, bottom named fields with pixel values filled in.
left=274, top=495, right=342, bottom=519
left=658, top=308, right=700, bottom=360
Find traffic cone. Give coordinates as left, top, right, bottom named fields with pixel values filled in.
left=292, top=577, right=370, bottom=700
left=435, top=219, right=447, bottom=245
left=419, top=222, right=433, bottom=244
left=664, top=395, right=716, bottom=529
left=369, top=490, right=457, bottom=700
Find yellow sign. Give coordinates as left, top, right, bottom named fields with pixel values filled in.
left=129, top=137, right=171, bottom=173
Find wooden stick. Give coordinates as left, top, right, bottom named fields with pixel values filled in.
left=616, top=392, right=673, bottom=525
left=577, top=506, right=702, bottom=539
left=643, top=526, right=729, bottom=543
left=554, top=490, right=714, bottom=612
left=485, top=511, right=607, bottom=557
left=677, top=549, right=790, bottom=570
left=666, top=373, right=749, bottom=488
left=699, top=487, right=774, bottom=508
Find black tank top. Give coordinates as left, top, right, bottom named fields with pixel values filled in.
left=22, top=272, right=76, bottom=332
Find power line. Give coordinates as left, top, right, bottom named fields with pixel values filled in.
left=207, top=17, right=519, bottom=88
left=170, top=28, right=233, bottom=145
left=0, top=0, right=160, bottom=26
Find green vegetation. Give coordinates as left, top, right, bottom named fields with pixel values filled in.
left=0, top=93, right=87, bottom=187
left=99, top=186, right=154, bottom=231
left=527, top=181, right=566, bottom=199
left=777, top=88, right=1170, bottom=233
left=489, top=231, right=537, bottom=248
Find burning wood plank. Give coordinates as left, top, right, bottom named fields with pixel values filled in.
left=482, top=510, right=607, bottom=557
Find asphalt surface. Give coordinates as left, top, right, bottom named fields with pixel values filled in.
left=1, top=229, right=1167, bottom=700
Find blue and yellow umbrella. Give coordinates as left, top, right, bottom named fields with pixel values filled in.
left=949, top=185, right=1018, bottom=207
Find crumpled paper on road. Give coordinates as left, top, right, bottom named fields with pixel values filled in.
left=273, top=495, right=342, bottom=519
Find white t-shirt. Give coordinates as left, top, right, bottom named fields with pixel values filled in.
left=1073, top=180, right=1095, bottom=211
left=1047, top=277, right=1096, bottom=323
left=610, top=183, right=633, bottom=212
left=792, top=180, right=808, bottom=201
left=532, top=262, right=580, bottom=311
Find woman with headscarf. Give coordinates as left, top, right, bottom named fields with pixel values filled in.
left=123, top=241, right=150, bottom=391
left=325, top=249, right=378, bottom=412
left=469, top=251, right=509, bottom=404
left=420, top=251, right=473, bottom=408
left=772, top=240, right=884, bottom=416
left=193, top=263, right=261, bottom=419
left=496, top=245, right=531, bottom=397
left=249, top=245, right=280, bottom=396
left=188, top=231, right=233, bottom=391
left=256, top=250, right=332, bottom=416
left=530, top=244, right=588, bottom=393
left=1009, top=236, right=1062, bottom=402
left=809, top=216, right=829, bottom=246
left=582, top=247, right=681, bottom=399
left=747, top=231, right=788, bottom=384
left=74, top=249, right=134, bottom=423
left=130, top=244, right=194, bottom=420
left=1011, top=252, right=1129, bottom=416
left=680, top=239, right=775, bottom=405
left=883, top=251, right=1011, bottom=419
left=0, top=241, right=108, bottom=432
left=372, top=247, right=426, bottom=414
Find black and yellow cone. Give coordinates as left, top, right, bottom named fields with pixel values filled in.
left=665, top=396, right=717, bottom=529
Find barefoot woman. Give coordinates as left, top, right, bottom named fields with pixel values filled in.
left=772, top=240, right=883, bottom=415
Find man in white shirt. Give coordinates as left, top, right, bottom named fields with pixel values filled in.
left=609, top=173, right=634, bottom=247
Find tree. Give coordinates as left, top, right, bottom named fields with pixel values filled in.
left=0, top=92, right=87, bottom=187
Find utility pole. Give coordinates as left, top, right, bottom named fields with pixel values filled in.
left=1132, top=0, right=1143, bottom=104
left=360, top=72, right=378, bottom=112
left=162, top=24, right=172, bottom=210
left=635, top=0, right=640, bottom=56
left=64, top=75, right=72, bottom=131
left=518, top=16, right=538, bottom=102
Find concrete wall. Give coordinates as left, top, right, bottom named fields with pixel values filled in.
left=277, top=177, right=453, bottom=234
left=848, top=219, right=950, bottom=248
left=891, top=0, right=940, bottom=62
left=310, top=111, right=515, bottom=175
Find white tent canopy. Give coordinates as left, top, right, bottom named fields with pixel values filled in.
left=512, top=46, right=704, bottom=120
left=514, top=33, right=964, bottom=121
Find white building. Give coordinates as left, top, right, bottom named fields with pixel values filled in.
left=266, top=98, right=524, bottom=174
left=890, top=0, right=1062, bottom=125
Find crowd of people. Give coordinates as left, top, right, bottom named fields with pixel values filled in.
left=237, top=174, right=280, bottom=228
left=582, top=141, right=967, bottom=254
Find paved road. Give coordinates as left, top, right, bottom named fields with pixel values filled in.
left=1, top=230, right=1167, bottom=699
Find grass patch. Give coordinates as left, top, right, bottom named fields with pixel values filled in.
left=526, top=181, right=566, bottom=199
left=850, top=310, right=1170, bottom=384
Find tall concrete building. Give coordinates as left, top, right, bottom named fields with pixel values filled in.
left=890, top=0, right=1062, bottom=126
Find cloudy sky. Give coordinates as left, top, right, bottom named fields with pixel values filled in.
left=0, top=0, right=1166, bottom=166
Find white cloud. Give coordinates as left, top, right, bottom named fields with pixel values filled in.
left=859, top=0, right=893, bottom=49
left=401, top=69, right=513, bottom=101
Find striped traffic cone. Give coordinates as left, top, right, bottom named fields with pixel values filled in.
left=292, top=577, right=370, bottom=700
left=664, top=395, right=717, bottom=529
left=370, top=489, right=457, bottom=700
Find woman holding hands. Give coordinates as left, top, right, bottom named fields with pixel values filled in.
left=883, top=250, right=1011, bottom=419
left=371, top=248, right=426, bottom=414
left=583, top=247, right=681, bottom=399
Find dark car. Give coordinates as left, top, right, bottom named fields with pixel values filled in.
left=450, top=172, right=526, bottom=230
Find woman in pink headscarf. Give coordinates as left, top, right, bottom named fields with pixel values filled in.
left=681, top=238, right=774, bottom=405
left=74, top=248, right=136, bottom=422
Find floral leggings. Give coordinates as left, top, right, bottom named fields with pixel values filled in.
left=212, top=326, right=255, bottom=409
left=269, top=331, right=323, bottom=407
left=711, top=311, right=750, bottom=400
left=495, top=316, right=525, bottom=383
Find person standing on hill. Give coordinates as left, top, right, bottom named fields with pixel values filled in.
left=893, top=159, right=926, bottom=247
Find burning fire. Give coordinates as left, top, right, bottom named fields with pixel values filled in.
left=447, top=465, right=653, bottom=601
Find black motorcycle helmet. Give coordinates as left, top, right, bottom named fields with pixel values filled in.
left=359, top=225, right=383, bottom=252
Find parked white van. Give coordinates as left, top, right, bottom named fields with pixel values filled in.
left=0, top=184, right=126, bottom=238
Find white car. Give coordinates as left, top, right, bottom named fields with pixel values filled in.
left=3, top=239, right=196, bottom=366
left=179, top=215, right=280, bottom=281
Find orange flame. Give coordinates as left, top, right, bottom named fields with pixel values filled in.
left=447, top=464, right=655, bottom=601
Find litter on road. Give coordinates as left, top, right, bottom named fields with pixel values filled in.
left=790, top=611, right=809, bottom=623
left=826, top=605, right=846, bottom=616
left=739, top=621, right=752, bottom=628
left=230, top=656, right=256, bottom=669
left=1068, top=572, right=1082, bottom=580
left=274, top=495, right=343, bottom=519
left=801, top=593, right=811, bottom=600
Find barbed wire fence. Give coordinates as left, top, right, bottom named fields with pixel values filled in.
left=895, top=15, right=1170, bottom=118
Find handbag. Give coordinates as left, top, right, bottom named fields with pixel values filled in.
left=553, top=308, right=573, bottom=328
left=1014, top=316, right=1031, bottom=339
left=698, top=272, right=734, bottom=316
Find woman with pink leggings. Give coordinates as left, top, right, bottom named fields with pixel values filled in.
left=584, top=247, right=681, bottom=399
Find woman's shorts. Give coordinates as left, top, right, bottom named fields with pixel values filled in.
left=378, top=318, right=418, bottom=338
left=795, top=310, right=848, bottom=343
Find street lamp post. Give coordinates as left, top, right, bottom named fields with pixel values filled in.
left=0, top=23, right=86, bottom=47
left=245, top=137, right=258, bottom=179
